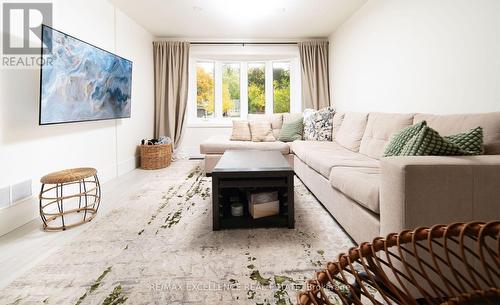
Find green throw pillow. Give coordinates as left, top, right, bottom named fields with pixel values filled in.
left=383, top=122, right=484, bottom=157
left=383, top=121, right=427, bottom=157
left=399, top=126, right=467, bottom=156
left=444, top=127, right=484, bottom=155
left=278, top=118, right=303, bottom=142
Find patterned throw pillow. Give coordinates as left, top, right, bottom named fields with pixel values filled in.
left=399, top=126, right=465, bottom=156
left=249, top=121, right=276, bottom=142
left=303, top=107, right=335, bottom=141
left=230, top=120, right=251, bottom=141
left=303, top=109, right=316, bottom=140
left=444, top=127, right=484, bottom=155
left=383, top=122, right=484, bottom=157
left=383, top=121, right=427, bottom=157
left=278, top=118, right=303, bottom=142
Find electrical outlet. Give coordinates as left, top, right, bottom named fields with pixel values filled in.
left=0, top=186, right=10, bottom=208
left=11, top=180, right=32, bottom=203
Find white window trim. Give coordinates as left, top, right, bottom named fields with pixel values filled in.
left=187, top=50, right=301, bottom=127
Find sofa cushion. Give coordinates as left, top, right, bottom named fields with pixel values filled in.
left=332, top=112, right=345, bottom=138
left=335, top=112, right=369, bottom=152
left=329, top=167, right=380, bottom=214
left=414, top=112, right=500, bottom=154
left=200, top=136, right=289, bottom=154
left=248, top=113, right=283, bottom=138
left=249, top=121, right=276, bottom=142
left=290, top=140, right=379, bottom=178
left=290, top=140, right=338, bottom=165
left=359, top=113, right=415, bottom=159
left=230, top=120, right=251, bottom=141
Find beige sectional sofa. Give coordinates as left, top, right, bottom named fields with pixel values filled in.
left=200, top=112, right=500, bottom=243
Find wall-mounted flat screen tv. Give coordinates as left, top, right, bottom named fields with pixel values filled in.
left=39, top=24, right=133, bottom=125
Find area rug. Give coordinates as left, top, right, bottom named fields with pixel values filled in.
left=0, top=161, right=354, bottom=305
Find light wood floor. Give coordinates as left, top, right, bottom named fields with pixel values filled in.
left=0, top=161, right=195, bottom=290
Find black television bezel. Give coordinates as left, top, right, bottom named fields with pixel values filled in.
left=38, top=24, right=133, bottom=126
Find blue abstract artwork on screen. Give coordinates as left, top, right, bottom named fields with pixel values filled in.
left=40, top=25, right=132, bottom=125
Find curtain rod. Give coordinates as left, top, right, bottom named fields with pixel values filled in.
left=190, top=42, right=298, bottom=46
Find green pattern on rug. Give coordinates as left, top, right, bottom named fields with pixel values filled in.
left=0, top=161, right=353, bottom=305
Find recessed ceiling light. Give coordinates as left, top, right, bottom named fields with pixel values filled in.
left=193, top=6, right=203, bottom=12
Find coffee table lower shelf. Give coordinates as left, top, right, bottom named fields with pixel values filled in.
left=211, top=150, right=295, bottom=231
left=219, top=214, right=290, bottom=230
left=212, top=173, right=294, bottom=231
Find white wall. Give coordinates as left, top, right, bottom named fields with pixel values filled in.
left=0, top=0, right=154, bottom=235
left=329, top=0, right=500, bottom=114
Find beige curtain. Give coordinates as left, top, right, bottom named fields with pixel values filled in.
left=298, top=41, right=330, bottom=110
left=153, top=41, right=190, bottom=148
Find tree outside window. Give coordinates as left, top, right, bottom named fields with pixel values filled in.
left=248, top=63, right=265, bottom=114
left=273, top=62, right=290, bottom=113
left=222, top=63, right=240, bottom=117
left=193, top=59, right=296, bottom=121
left=196, top=62, right=214, bottom=118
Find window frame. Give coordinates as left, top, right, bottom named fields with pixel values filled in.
left=187, top=56, right=301, bottom=127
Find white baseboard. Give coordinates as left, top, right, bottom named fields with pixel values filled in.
left=0, top=196, right=38, bottom=237
left=117, top=156, right=139, bottom=176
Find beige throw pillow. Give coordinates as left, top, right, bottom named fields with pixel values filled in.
left=249, top=121, right=276, bottom=142
left=230, top=120, right=251, bottom=141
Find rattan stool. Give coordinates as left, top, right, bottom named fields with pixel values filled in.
left=39, top=168, right=101, bottom=231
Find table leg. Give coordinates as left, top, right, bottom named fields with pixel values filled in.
left=212, top=176, right=220, bottom=231
left=287, top=173, right=295, bottom=229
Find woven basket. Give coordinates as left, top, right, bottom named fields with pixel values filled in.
left=140, top=144, right=172, bottom=170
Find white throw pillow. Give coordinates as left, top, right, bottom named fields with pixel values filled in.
left=249, top=121, right=276, bottom=142
left=230, top=120, right=251, bottom=141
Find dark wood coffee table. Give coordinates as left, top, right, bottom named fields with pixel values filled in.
left=211, top=150, right=294, bottom=230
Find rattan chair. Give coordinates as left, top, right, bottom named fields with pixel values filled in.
left=298, top=221, right=500, bottom=305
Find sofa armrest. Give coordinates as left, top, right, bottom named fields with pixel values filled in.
left=380, top=155, right=500, bottom=236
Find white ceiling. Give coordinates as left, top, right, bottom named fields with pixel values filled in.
left=110, top=0, right=367, bottom=39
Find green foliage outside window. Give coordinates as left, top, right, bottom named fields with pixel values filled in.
left=273, top=64, right=290, bottom=113
left=222, top=64, right=240, bottom=117
left=197, top=61, right=291, bottom=117
left=248, top=64, right=265, bottom=114
left=196, top=65, right=214, bottom=117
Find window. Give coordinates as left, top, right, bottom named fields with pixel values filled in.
left=247, top=63, right=265, bottom=114
left=273, top=62, right=290, bottom=113
left=196, top=62, right=214, bottom=118
left=189, top=57, right=300, bottom=125
left=222, top=63, right=240, bottom=117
